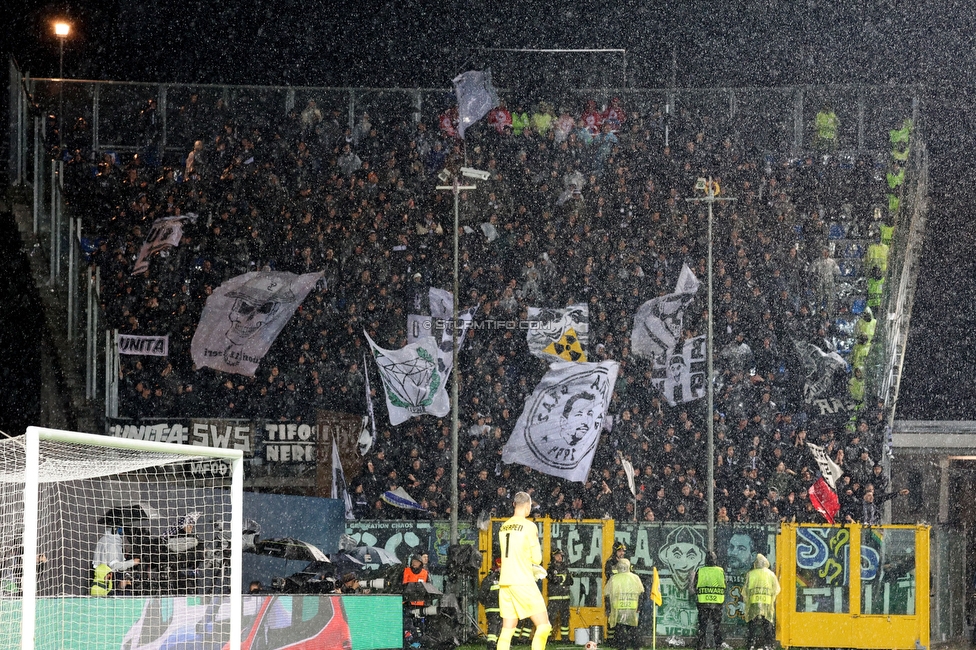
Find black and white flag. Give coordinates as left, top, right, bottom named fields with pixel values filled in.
left=630, top=264, right=700, bottom=364
left=502, top=360, right=618, bottom=483
left=358, top=353, right=378, bottom=456
left=332, top=435, right=355, bottom=520
left=793, top=340, right=848, bottom=402
left=365, top=331, right=450, bottom=426
left=526, top=305, right=589, bottom=362
left=806, top=442, right=844, bottom=490
left=651, top=336, right=707, bottom=406
left=190, top=271, right=322, bottom=377
left=132, top=214, right=196, bottom=275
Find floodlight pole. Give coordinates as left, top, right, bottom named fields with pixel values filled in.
left=686, top=177, right=734, bottom=554
left=54, top=22, right=70, bottom=151
left=436, top=176, right=476, bottom=546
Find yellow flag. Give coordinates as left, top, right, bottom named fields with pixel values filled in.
left=650, top=566, right=663, bottom=606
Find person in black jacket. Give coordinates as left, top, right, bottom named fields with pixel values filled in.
left=479, top=558, right=502, bottom=650
left=546, top=548, right=573, bottom=641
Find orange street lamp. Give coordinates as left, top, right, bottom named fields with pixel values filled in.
left=53, top=21, right=71, bottom=149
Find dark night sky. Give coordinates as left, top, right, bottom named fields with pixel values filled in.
left=3, top=0, right=975, bottom=421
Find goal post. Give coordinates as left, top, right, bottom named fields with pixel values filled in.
left=9, top=426, right=244, bottom=650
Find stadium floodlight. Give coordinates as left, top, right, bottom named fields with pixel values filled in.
left=460, top=167, right=491, bottom=181
left=5, top=427, right=244, bottom=650
left=53, top=21, right=71, bottom=148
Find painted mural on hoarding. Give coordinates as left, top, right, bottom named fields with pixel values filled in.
left=345, top=520, right=479, bottom=576
left=794, top=526, right=916, bottom=616
left=604, top=523, right=776, bottom=636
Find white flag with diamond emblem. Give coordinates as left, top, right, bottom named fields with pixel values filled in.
left=365, top=331, right=450, bottom=426
left=502, top=360, right=618, bottom=482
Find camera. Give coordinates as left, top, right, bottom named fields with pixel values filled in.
left=460, top=167, right=491, bottom=181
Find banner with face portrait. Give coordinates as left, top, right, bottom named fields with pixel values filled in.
left=650, top=335, right=706, bottom=406
left=611, top=523, right=777, bottom=637
left=501, top=360, right=618, bottom=482
left=190, top=271, right=323, bottom=377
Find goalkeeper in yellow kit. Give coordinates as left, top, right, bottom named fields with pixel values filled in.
left=497, top=492, right=552, bottom=650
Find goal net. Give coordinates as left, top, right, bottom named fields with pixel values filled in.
left=0, top=427, right=243, bottom=650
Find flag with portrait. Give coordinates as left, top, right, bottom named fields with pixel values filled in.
left=190, top=271, right=322, bottom=377
left=651, top=336, right=706, bottom=406
left=502, top=360, right=619, bottom=482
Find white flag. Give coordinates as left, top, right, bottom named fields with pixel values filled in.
left=618, top=451, right=636, bottom=497
left=453, top=69, right=499, bottom=138
left=437, top=305, right=477, bottom=377
left=502, top=360, right=618, bottom=483
left=793, top=340, right=848, bottom=402
left=358, top=353, right=378, bottom=456
left=806, top=442, right=844, bottom=490
left=414, top=288, right=478, bottom=376
left=365, top=331, right=450, bottom=425
left=132, top=215, right=196, bottom=275
left=428, top=287, right=454, bottom=320
left=526, top=305, right=589, bottom=363
left=381, top=487, right=427, bottom=512
left=631, top=264, right=700, bottom=364
left=651, top=336, right=707, bottom=406
left=332, top=436, right=355, bottom=520
left=190, top=271, right=322, bottom=377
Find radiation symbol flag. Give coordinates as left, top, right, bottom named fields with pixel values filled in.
left=526, top=305, right=589, bottom=363
left=543, top=327, right=587, bottom=362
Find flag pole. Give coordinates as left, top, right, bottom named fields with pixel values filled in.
left=652, top=603, right=657, bottom=650
left=686, top=178, right=735, bottom=554
left=436, top=169, right=479, bottom=546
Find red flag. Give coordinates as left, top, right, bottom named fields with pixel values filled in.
left=808, top=477, right=840, bottom=524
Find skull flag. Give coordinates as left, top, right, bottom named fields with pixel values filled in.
left=191, top=271, right=323, bottom=377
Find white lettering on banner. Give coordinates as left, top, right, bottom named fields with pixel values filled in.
left=584, top=528, right=603, bottom=565
left=108, top=423, right=190, bottom=445
left=265, top=444, right=316, bottom=462
left=567, top=529, right=583, bottom=562
left=190, top=460, right=230, bottom=476
left=265, top=423, right=315, bottom=441
left=192, top=422, right=252, bottom=452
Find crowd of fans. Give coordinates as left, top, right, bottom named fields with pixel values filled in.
left=56, top=89, right=902, bottom=527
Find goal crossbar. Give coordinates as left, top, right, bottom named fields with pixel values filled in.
left=19, top=426, right=245, bottom=650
